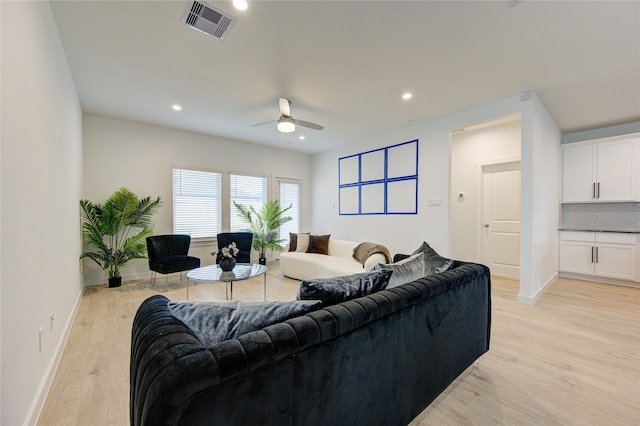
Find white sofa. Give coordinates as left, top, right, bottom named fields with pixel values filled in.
left=279, top=239, right=388, bottom=281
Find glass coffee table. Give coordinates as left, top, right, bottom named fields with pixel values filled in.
left=186, top=263, right=267, bottom=300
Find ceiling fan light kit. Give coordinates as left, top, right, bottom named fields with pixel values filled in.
left=277, top=116, right=296, bottom=133
left=252, top=98, right=324, bottom=134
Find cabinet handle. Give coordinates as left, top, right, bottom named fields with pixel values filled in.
left=591, top=246, right=594, bottom=263
left=593, top=182, right=596, bottom=199
left=596, top=182, right=600, bottom=199
left=595, top=246, right=599, bottom=263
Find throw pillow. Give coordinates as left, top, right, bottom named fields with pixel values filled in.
left=412, top=241, right=454, bottom=275
left=288, top=232, right=298, bottom=252
left=296, top=270, right=392, bottom=306
left=306, top=234, right=331, bottom=255
left=373, top=252, right=426, bottom=288
left=295, top=233, right=311, bottom=252
left=168, top=299, right=322, bottom=347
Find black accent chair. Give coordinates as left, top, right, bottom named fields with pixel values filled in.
left=146, top=235, right=201, bottom=289
left=216, top=232, right=253, bottom=264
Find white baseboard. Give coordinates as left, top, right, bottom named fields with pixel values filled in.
left=28, top=288, right=83, bottom=425
left=85, top=270, right=151, bottom=286
left=559, top=272, right=640, bottom=288
left=517, top=272, right=558, bottom=305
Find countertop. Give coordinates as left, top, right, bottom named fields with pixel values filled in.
left=558, top=228, right=640, bottom=234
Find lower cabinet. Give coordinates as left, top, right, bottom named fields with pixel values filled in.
left=559, top=231, right=639, bottom=283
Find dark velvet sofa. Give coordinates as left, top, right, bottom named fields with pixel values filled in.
left=130, top=261, right=491, bottom=426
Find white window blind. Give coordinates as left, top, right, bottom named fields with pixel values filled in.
left=173, top=168, right=222, bottom=238
left=278, top=179, right=301, bottom=241
left=230, top=174, right=267, bottom=232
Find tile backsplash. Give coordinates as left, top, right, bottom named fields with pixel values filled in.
left=561, top=202, right=640, bottom=232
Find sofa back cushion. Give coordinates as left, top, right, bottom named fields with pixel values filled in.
left=168, top=299, right=321, bottom=346
left=296, top=270, right=392, bottom=306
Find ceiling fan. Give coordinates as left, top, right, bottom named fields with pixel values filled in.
left=251, top=98, right=324, bottom=133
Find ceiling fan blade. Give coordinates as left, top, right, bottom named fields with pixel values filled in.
left=295, top=119, right=324, bottom=131
left=250, top=120, right=277, bottom=127
left=279, top=98, right=291, bottom=117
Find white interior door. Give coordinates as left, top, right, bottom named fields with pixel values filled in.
left=482, top=162, right=521, bottom=279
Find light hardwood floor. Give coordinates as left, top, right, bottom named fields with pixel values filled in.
left=38, top=263, right=639, bottom=425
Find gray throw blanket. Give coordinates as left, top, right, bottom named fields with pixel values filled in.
left=353, top=242, right=392, bottom=266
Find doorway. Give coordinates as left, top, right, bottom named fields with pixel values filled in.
left=449, top=115, right=522, bottom=281
left=480, top=161, right=521, bottom=279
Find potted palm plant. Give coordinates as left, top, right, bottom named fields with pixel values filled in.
left=80, top=187, right=162, bottom=287
left=234, top=199, right=292, bottom=265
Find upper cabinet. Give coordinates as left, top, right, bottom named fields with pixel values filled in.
left=562, top=133, right=640, bottom=203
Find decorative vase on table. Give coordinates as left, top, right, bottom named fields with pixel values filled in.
left=219, top=257, right=236, bottom=272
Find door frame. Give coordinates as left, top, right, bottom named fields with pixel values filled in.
left=275, top=176, right=303, bottom=236
left=474, top=156, right=521, bottom=264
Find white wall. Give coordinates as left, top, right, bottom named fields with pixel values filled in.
left=82, top=114, right=313, bottom=285
left=1, top=2, right=84, bottom=424
left=311, top=121, right=452, bottom=257
left=518, top=95, right=562, bottom=304
left=311, top=93, right=561, bottom=303
left=451, top=118, right=521, bottom=261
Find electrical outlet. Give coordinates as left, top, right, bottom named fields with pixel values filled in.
left=594, top=214, right=600, bottom=221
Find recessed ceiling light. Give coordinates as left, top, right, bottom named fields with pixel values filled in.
left=402, top=93, right=412, bottom=100
left=172, top=104, right=182, bottom=111
left=299, top=136, right=306, bottom=140
left=233, top=0, right=248, bottom=11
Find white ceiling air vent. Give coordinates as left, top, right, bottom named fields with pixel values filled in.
left=182, top=1, right=237, bottom=40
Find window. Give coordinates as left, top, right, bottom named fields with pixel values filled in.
left=278, top=178, right=301, bottom=241
left=230, top=173, right=267, bottom=232
left=173, top=168, right=222, bottom=238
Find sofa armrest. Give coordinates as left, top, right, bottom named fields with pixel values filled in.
left=364, top=253, right=388, bottom=271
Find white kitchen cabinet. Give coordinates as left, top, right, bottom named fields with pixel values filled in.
left=562, top=144, right=597, bottom=203
left=562, top=134, right=640, bottom=202
left=559, top=234, right=596, bottom=275
left=559, top=231, right=639, bottom=283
